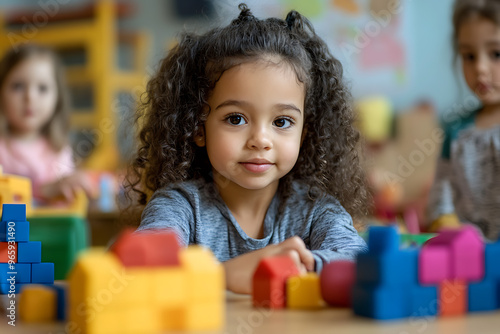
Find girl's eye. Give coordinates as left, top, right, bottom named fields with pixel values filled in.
left=39, top=84, right=48, bottom=93
left=274, top=117, right=294, bottom=128
left=11, top=82, right=24, bottom=91
left=491, top=51, right=500, bottom=59
left=225, top=114, right=246, bottom=126
left=461, top=53, right=475, bottom=62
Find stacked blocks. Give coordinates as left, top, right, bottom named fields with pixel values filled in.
left=252, top=255, right=301, bottom=309
left=353, top=225, right=427, bottom=320
left=353, top=225, right=500, bottom=320
left=0, top=204, right=55, bottom=295
left=68, top=228, right=224, bottom=334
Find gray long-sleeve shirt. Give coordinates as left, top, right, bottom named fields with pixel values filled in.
left=138, top=178, right=367, bottom=272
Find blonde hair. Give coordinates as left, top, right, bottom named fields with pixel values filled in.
left=0, top=44, right=70, bottom=151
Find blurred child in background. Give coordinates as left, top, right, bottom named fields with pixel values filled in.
left=428, top=0, right=500, bottom=240
left=0, top=44, right=92, bottom=203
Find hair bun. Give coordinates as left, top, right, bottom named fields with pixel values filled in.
left=285, top=10, right=304, bottom=31
left=233, top=3, right=254, bottom=24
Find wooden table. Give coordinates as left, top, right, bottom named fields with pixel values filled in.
left=2, top=293, right=500, bottom=334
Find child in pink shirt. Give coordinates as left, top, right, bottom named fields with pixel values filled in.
left=0, top=44, right=92, bottom=202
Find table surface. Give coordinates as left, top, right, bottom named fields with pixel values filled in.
left=1, top=292, right=500, bottom=334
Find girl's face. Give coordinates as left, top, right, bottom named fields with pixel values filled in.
left=1, top=55, right=58, bottom=139
left=197, top=60, right=305, bottom=193
left=458, top=16, right=500, bottom=106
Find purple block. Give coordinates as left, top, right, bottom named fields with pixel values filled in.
left=419, top=246, right=450, bottom=285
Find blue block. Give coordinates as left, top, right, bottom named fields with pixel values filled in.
left=0, top=283, right=24, bottom=294
left=31, top=263, right=54, bottom=284
left=353, top=284, right=410, bottom=320
left=1, top=204, right=26, bottom=222
left=469, top=280, right=499, bottom=312
left=17, top=241, right=42, bottom=263
left=0, top=220, right=29, bottom=242
left=410, top=285, right=438, bottom=317
left=356, top=248, right=418, bottom=286
left=368, top=226, right=400, bottom=253
left=0, top=263, right=31, bottom=283
left=485, top=242, right=500, bottom=280
left=50, top=283, right=67, bottom=321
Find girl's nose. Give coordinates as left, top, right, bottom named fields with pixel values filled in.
left=247, top=126, right=272, bottom=150
left=475, top=53, right=489, bottom=75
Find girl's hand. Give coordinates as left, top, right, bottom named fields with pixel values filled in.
left=40, top=171, right=95, bottom=202
left=222, top=236, right=315, bottom=294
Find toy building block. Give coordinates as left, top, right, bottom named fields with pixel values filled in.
left=419, top=246, right=450, bottom=284
left=356, top=248, right=419, bottom=287
left=1, top=204, right=27, bottom=222
left=0, top=283, right=24, bottom=294
left=0, top=220, right=29, bottom=242
left=111, top=228, right=181, bottom=267
left=0, top=241, right=16, bottom=262
left=468, top=279, right=499, bottom=312
left=31, top=263, right=54, bottom=284
left=0, top=173, right=33, bottom=217
left=29, top=215, right=89, bottom=280
left=485, top=241, right=500, bottom=280
left=352, top=284, right=410, bottom=320
left=19, top=285, right=56, bottom=323
left=1, top=263, right=31, bottom=283
left=69, top=245, right=225, bottom=334
left=439, top=279, right=467, bottom=316
left=252, top=255, right=301, bottom=309
left=320, top=260, right=356, bottom=307
left=50, top=283, right=67, bottom=321
left=180, top=246, right=225, bottom=331
left=17, top=241, right=42, bottom=263
left=424, top=225, right=484, bottom=282
left=367, top=225, right=400, bottom=254
left=287, top=272, right=324, bottom=309
left=410, top=285, right=438, bottom=317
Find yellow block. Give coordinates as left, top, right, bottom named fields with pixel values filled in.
left=356, top=96, right=392, bottom=143
left=183, top=301, right=225, bottom=331
left=180, top=246, right=225, bottom=301
left=287, top=273, right=325, bottom=309
left=19, top=285, right=56, bottom=323
left=152, top=267, right=186, bottom=308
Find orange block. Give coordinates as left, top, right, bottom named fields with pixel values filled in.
left=111, top=228, right=181, bottom=267
left=439, top=279, right=467, bottom=316
left=0, top=242, right=16, bottom=263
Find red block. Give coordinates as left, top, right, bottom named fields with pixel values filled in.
left=111, top=228, right=181, bottom=267
left=320, top=261, right=355, bottom=307
left=252, top=256, right=300, bottom=309
left=0, top=242, right=16, bottom=263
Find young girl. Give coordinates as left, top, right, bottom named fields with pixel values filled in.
left=0, top=44, right=92, bottom=203
left=129, top=4, right=369, bottom=294
left=428, top=0, right=500, bottom=240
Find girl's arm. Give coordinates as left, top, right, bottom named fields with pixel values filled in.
left=308, top=200, right=368, bottom=273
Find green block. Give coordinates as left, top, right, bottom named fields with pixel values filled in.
left=28, top=216, right=90, bottom=280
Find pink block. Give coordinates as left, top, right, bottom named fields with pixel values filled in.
left=419, top=246, right=450, bottom=285
left=424, top=225, right=484, bottom=282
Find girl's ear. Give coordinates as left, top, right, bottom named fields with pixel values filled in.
left=194, top=126, right=206, bottom=147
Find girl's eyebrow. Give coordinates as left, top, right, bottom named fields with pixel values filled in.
left=215, top=100, right=302, bottom=114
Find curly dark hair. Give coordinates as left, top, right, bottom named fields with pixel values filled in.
left=125, top=3, right=370, bottom=222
